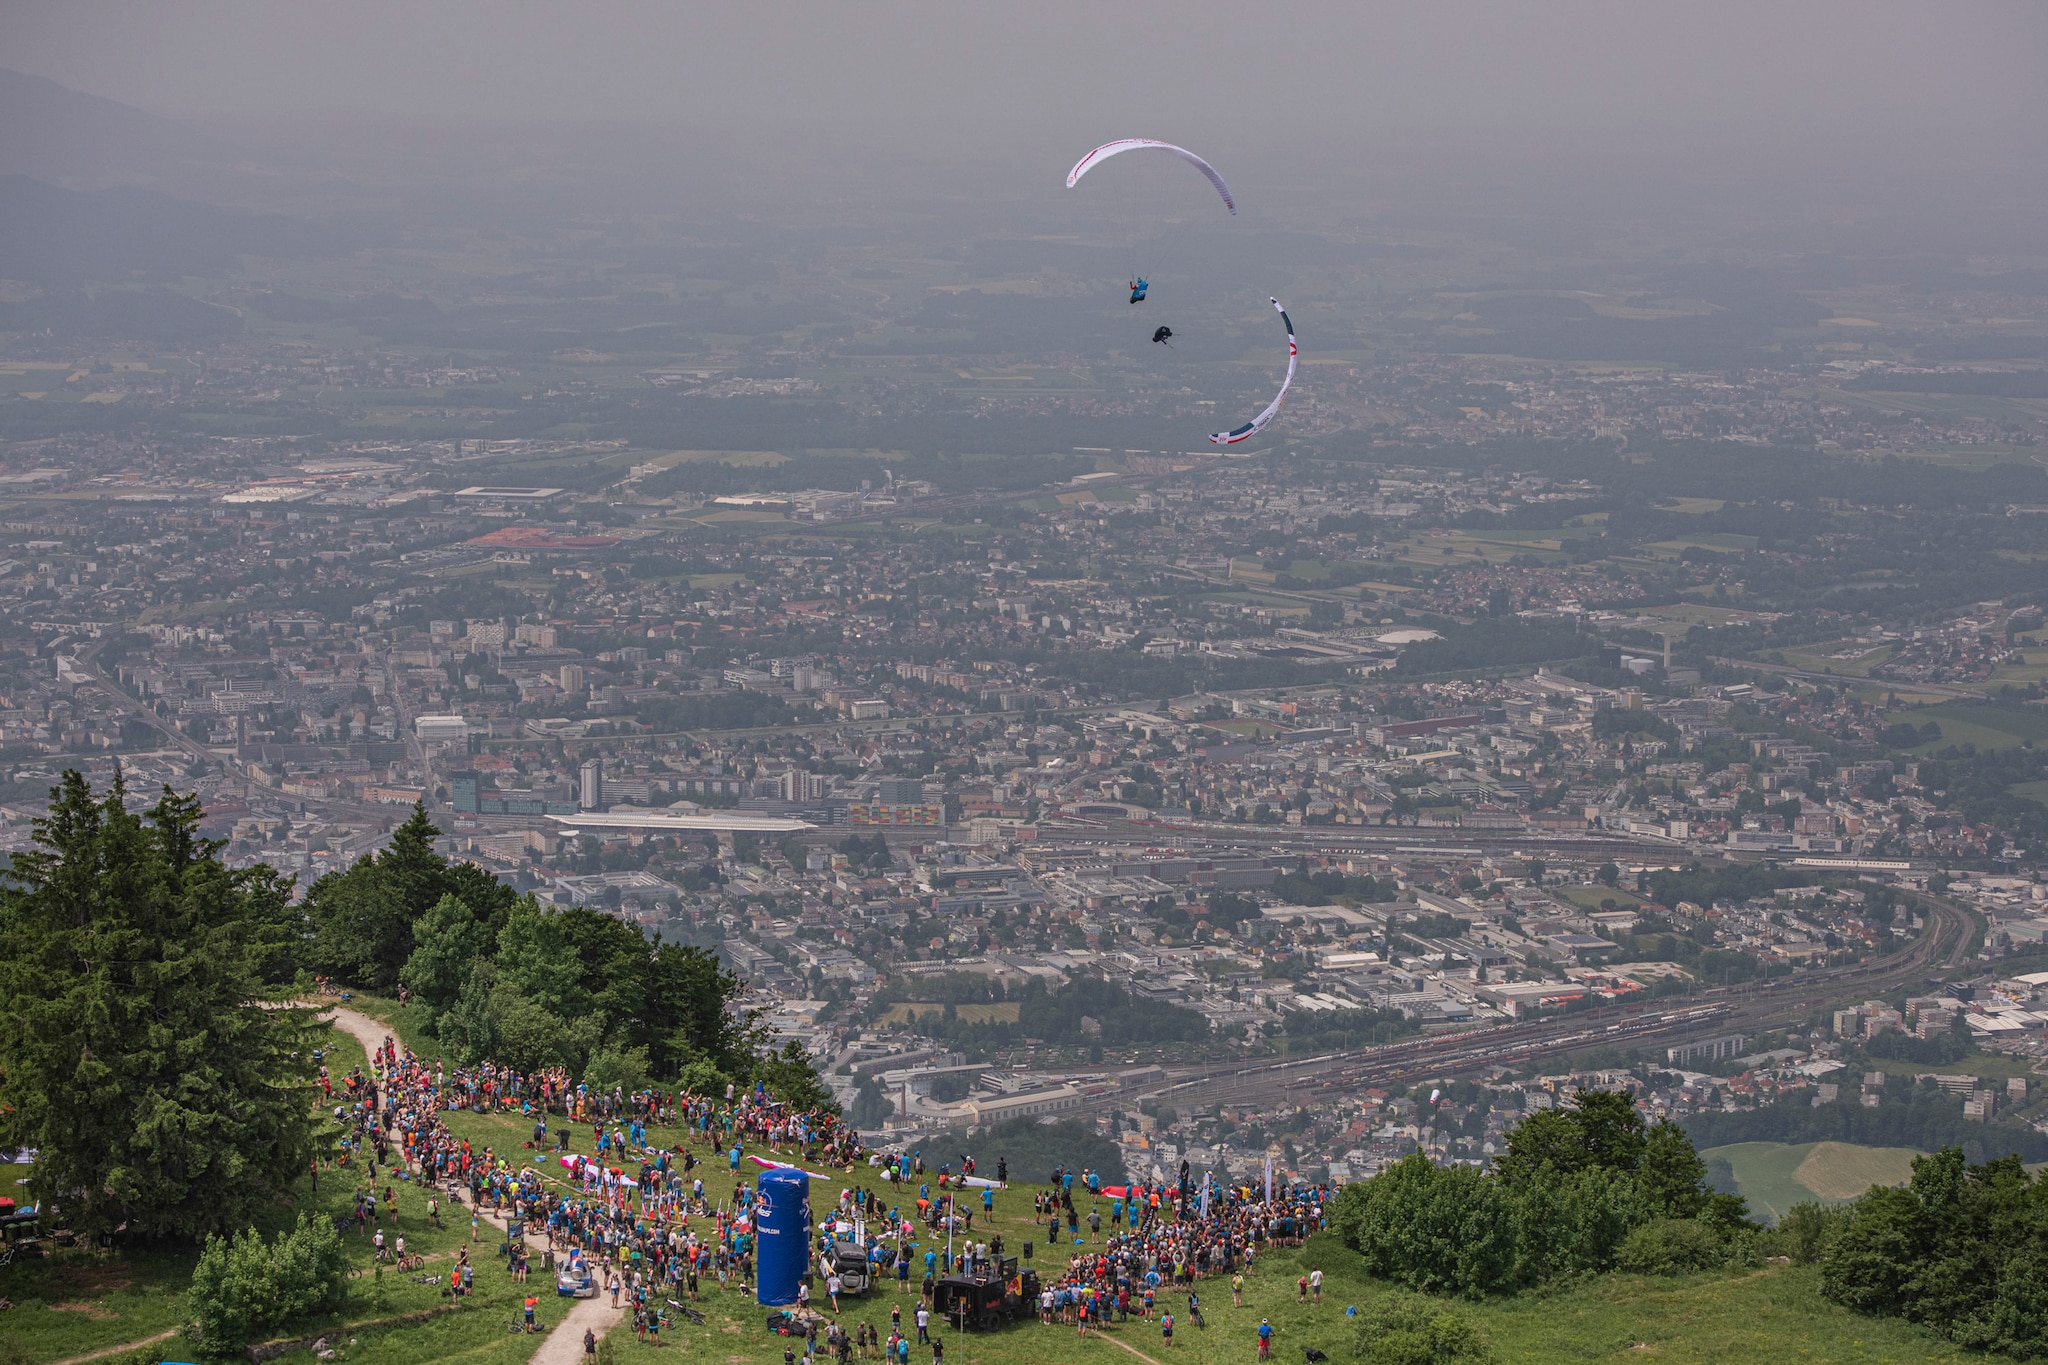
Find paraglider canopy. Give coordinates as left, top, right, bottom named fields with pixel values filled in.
left=1129, top=278, right=1148, bottom=304
left=1209, top=299, right=1297, bottom=447
left=1151, top=326, right=1173, bottom=346
left=1068, top=139, right=1237, bottom=215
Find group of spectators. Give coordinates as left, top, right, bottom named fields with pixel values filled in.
left=326, top=1031, right=878, bottom=1325
left=1032, top=1176, right=1331, bottom=1334
left=328, top=1023, right=1328, bottom=1359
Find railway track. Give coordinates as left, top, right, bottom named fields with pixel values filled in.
left=1077, top=890, right=1975, bottom=1114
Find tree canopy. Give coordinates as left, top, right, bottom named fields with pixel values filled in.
left=1821, top=1147, right=2048, bottom=1357
left=0, top=771, right=323, bottom=1239
left=308, top=804, right=813, bottom=1104
left=1329, top=1088, right=1743, bottom=1298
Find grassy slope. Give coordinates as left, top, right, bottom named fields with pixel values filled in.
left=5, top=997, right=1997, bottom=1365
left=0, top=1009, right=556, bottom=1365
left=334, top=991, right=2005, bottom=1365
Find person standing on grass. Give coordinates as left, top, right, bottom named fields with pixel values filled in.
left=1160, top=1309, right=1174, bottom=1347
left=1309, top=1267, right=1322, bottom=1303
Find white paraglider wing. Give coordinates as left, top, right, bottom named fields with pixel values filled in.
left=1210, top=299, right=1297, bottom=446
left=1066, top=139, right=1237, bottom=215
left=1429, top=1088, right=1442, bottom=1105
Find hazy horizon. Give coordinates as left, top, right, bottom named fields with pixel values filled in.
left=5, top=2, right=2044, bottom=181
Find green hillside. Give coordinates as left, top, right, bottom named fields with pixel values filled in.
left=1703, top=1141, right=1920, bottom=1223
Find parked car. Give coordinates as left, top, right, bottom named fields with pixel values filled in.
left=821, top=1242, right=872, bottom=1296
left=556, top=1254, right=597, bottom=1298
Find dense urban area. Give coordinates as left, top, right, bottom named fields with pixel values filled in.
left=9, top=286, right=2048, bottom=1193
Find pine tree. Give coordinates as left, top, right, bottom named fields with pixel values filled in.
left=0, top=772, right=323, bottom=1239
left=304, top=802, right=442, bottom=988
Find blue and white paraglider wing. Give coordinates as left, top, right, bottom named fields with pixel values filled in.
left=1210, top=299, right=1297, bottom=446
left=1067, top=139, right=1237, bottom=215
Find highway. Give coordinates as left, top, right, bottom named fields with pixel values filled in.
left=1715, top=656, right=1987, bottom=700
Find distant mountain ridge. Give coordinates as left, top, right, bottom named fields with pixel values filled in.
left=0, top=174, right=392, bottom=291
left=0, top=66, right=231, bottom=186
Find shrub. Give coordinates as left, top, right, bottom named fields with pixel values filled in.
left=1353, top=1295, right=1495, bottom=1365
left=187, top=1213, right=348, bottom=1355
left=1820, top=1148, right=2048, bottom=1354
left=1331, top=1154, right=1517, bottom=1298
left=583, top=1043, right=652, bottom=1094
left=1616, top=1217, right=1725, bottom=1275
left=1775, top=1200, right=1846, bottom=1265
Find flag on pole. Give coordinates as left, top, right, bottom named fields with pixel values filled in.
left=1263, top=1156, right=1274, bottom=1206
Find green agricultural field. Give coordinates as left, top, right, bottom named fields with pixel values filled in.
left=1780, top=644, right=1895, bottom=677
left=1641, top=532, right=1760, bottom=558
left=1858, top=1053, right=2039, bottom=1083
left=1641, top=603, right=1748, bottom=627
left=1989, top=655, right=2048, bottom=686
left=1385, top=532, right=1566, bottom=566
left=1907, top=702, right=2048, bottom=754
left=1701, top=1141, right=1918, bottom=1223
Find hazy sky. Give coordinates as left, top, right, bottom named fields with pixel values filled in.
left=7, top=0, right=2045, bottom=158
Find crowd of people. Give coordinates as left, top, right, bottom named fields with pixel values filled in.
left=324, top=1026, right=1330, bottom=1356
left=1028, top=1171, right=1330, bottom=1336
left=326, top=1031, right=878, bottom=1336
